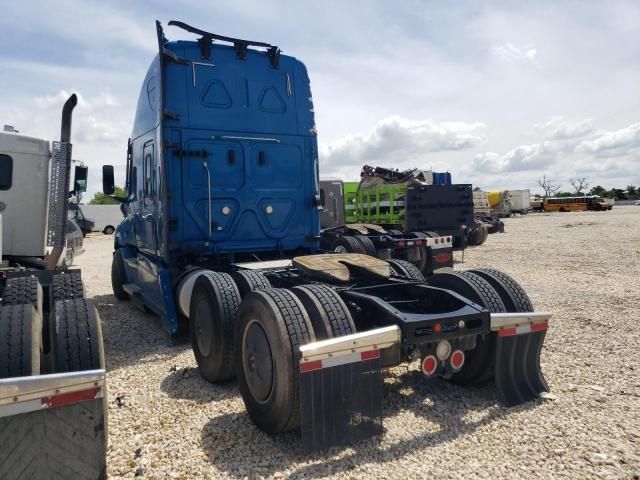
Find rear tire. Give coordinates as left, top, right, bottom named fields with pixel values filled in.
left=0, top=304, right=41, bottom=378
left=104, top=226, right=115, bottom=235
left=52, top=272, right=85, bottom=301
left=231, top=270, right=271, bottom=298
left=291, top=284, right=356, bottom=340
left=235, top=288, right=315, bottom=434
left=189, top=272, right=240, bottom=382
left=2, top=276, right=43, bottom=314
left=355, top=235, right=377, bottom=257
left=111, top=249, right=129, bottom=301
left=332, top=235, right=366, bottom=254
left=53, top=299, right=104, bottom=372
left=467, top=269, right=533, bottom=312
left=388, top=259, right=425, bottom=282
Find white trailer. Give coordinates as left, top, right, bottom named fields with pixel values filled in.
left=80, top=204, right=123, bottom=234
left=507, top=189, right=531, bottom=214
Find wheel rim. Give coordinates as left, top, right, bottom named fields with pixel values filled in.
left=334, top=245, right=348, bottom=254
left=194, top=298, right=214, bottom=357
left=243, top=320, right=274, bottom=403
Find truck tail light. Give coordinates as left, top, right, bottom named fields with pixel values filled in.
left=421, top=355, right=438, bottom=376
left=450, top=350, right=465, bottom=371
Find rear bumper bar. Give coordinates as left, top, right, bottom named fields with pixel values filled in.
left=0, top=369, right=106, bottom=418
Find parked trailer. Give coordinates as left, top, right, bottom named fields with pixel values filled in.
left=507, top=189, right=530, bottom=214
left=320, top=179, right=454, bottom=275
left=0, top=95, right=106, bottom=478
left=473, top=190, right=505, bottom=234
left=487, top=190, right=512, bottom=217
left=103, top=20, right=553, bottom=451
left=80, top=204, right=124, bottom=234
left=342, top=165, right=476, bottom=250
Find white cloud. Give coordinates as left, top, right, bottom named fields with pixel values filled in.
left=468, top=120, right=640, bottom=191
left=491, top=42, right=538, bottom=65
left=319, top=116, right=486, bottom=177
left=472, top=142, right=557, bottom=173
left=577, top=123, right=640, bottom=157
left=534, top=117, right=594, bottom=140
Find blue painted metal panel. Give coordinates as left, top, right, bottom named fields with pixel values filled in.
left=433, top=172, right=452, bottom=185
left=158, top=35, right=320, bottom=257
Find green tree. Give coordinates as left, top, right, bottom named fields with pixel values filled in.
left=89, top=187, right=126, bottom=205
left=589, top=185, right=606, bottom=196
left=610, top=188, right=627, bottom=200
left=627, top=185, right=638, bottom=197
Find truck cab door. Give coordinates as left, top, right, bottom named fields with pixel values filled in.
left=134, top=141, right=159, bottom=256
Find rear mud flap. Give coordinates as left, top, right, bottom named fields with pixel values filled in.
left=494, top=330, right=549, bottom=406
left=299, top=355, right=383, bottom=451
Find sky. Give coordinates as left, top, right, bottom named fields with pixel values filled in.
left=1, top=1, right=639, bottom=199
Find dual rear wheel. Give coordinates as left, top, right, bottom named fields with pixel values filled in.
left=188, top=271, right=355, bottom=434
left=426, top=269, right=533, bottom=385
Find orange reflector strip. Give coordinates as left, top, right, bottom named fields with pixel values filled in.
left=299, top=360, right=323, bottom=374
left=361, top=349, right=380, bottom=361
left=435, top=253, right=452, bottom=263
left=498, top=322, right=549, bottom=337
left=498, top=327, right=517, bottom=337
left=41, top=387, right=101, bottom=409
left=530, top=322, right=549, bottom=332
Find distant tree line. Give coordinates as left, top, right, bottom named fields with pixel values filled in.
left=88, top=187, right=126, bottom=205
left=535, top=176, right=639, bottom=200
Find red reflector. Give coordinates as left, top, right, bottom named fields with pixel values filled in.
left=396, top=241, right=406, bottom=247
left=450, top=350, right=465, bottom=370
left=299, top=360, right=323, bottom=374
left=531, top=322, right=548, bottom=332
left=421, top=355, right=437, bottom=376
left=415, top=239, right=424, bottom=245
left=42, top=387, right=101, bottom=409
left=360, top=349, right=380, bottom=361
left=498, top=327, right=517, bottom=337
left=434, top=252, right=452, bottom=264
left=434, top=323, right=442, bottom=333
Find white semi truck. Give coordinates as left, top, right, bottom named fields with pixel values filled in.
left=0, top=95, right=106, bottom=479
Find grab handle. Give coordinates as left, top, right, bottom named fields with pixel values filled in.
left=203, top=162, right=212, bottom=245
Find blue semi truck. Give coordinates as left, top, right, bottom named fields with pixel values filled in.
left=102, top=21, right=552, bottom=450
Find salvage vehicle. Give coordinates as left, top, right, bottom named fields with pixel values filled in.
left=0, top=95, right=106, bottom=477
left=104, top=20, right=552, bottom=450
left=319, top=178, right=454, bottom=275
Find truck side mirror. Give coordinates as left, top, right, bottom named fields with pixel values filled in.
left=73, top=165, right=88, bottom=192
left=103, top=165, right=115, bottom=195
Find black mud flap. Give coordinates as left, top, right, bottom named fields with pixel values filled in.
left=494, top=330, right=549, bottom=406
left=299, top=354, right=383, bottom=451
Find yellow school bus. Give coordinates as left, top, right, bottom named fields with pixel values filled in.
left=543, top=195, right=610, bottom=212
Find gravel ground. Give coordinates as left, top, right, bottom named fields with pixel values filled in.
left=75, top=206, right=640, bottom=479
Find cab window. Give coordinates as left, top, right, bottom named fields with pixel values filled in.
left=0, top=154, right=12, bottom=190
